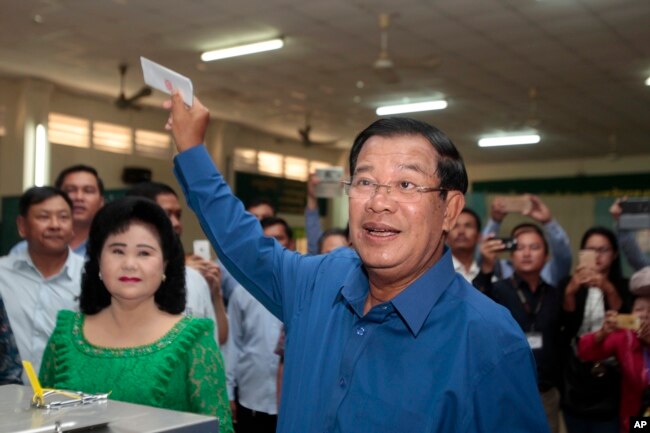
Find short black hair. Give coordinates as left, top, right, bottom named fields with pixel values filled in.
left=260, top=216, right=293, bottom=240
left=460, top=207, right=482, bottom=232
left=511, top=223, right=548, bottom=254
left=245, top=197, right=275, bottom=214
left=317, top=227, right=349, bottom=254
left=55, top=165, right=104, bottom=195
left=580, top=226, right=623, bottom=283
left=348, top=117, right=468, bottom=198
left=126, top=182, right=178, bottom=201
left=19, top=186, right=73, bottom=217
left=80, top=196, right=186, bottom=315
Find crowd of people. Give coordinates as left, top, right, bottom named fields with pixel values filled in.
left=0, top=92, right=648, bottom=433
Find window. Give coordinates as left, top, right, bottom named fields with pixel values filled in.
left=48, top=113, right=90, bottom=148
left=233, top=148, right=333, bottom=181
left=135, top=129, right=170, bottom=158
left=93, top=122, right=132, bottom=154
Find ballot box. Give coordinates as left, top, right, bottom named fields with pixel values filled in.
left=0, top=384, right=219, bottom=433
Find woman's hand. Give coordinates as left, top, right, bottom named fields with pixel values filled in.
left=595, top=310, right=618, bottom=343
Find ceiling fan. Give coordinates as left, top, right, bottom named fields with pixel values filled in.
left=298, top=112, right=313, bottom=146
left=114, top=63, right=152, bottom=110
left=372, top=13, right=442, bottom=85
left=373, top=13, right=400, bottom=84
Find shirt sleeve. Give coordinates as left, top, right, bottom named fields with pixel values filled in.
left=617, top=226, right=650, bottom=271
left=174, top=145, right=322, bottom=323
left=187, top=323, right=234, bottom=433
left=468, top=347, right=550, bottom=433
left=216, top=257, right=239, bottom=304
left=224, top=287, right=243, bottom=400
left=305, top=207, right=322, bottom=255
left=577, top=330, right=619, bottom=362
left=541, top=219, right=572, bottom=286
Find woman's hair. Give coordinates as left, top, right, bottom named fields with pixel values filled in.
left=80, top=196, right=186, bottom=314
left=580, top=226, right=623, bottom=282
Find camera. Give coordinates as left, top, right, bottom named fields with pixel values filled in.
left=496, top=237, right=518, bottom=251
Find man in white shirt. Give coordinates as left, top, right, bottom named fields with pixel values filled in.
left=225, top=217, right=291, bottom=433
left=0, top=187, right=85, bottom=376
left=448, top=208, right=481, bottom=282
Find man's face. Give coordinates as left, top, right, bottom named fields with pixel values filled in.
left=511, top=231, right=547, bottom=275
left=17, top=196, right=74, bottom=255
left=59, top=171, right=104, bottom=227
left=155, top=193, right=183, bottom=236
left=348, top=134, right=463, bottom=282
left=248, top=203, right=274, bottom=221
left=264, top=223, right=295, bottom=250
left=447, top=211, right=479, bottom=254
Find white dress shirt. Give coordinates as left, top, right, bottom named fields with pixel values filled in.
left=185, top=266, right=219, bottom=346
left=224, top=284, right=282, bottom=415
left=0, top=248, right=84, bottom=377
left=452, top=255, right=480, bottom=283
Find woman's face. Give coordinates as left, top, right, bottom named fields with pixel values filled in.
left=583, top=234, right=616, bottom=274
left=99, top=221, right=165, bottom=306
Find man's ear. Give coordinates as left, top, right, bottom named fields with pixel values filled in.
left=16, top=215, right=27, bottom=239
left=442, top=191, right=465, bottom=233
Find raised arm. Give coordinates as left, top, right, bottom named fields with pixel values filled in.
left=166, top=94, right=321, bottom=322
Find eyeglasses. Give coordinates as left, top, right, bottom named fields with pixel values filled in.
left=341, top=178, right=449, bottom=203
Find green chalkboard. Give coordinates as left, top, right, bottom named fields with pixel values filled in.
left=235, top=172, right=325, bottom=216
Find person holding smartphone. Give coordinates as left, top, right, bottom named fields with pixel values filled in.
left=560, top=226, right=631, bottom=433
left=578, top=266, right=650, bottom=433
left=482, top=195, right=572, bottom=287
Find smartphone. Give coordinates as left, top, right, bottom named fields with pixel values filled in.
left=496, top=195, right=532, bottom=214
left=578, top=249, right=597, bottom=270
left=496, top=237, right=518, bottom=252
left=192, top=239, right=211, bottom=261
left=314, top=167, right=344, bottom=198
left=616, top=314, right=640, bottom=331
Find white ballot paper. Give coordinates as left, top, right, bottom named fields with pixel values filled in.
left=140, top=56, right=193, bottom=106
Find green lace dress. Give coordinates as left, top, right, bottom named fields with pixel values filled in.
left=40, top=310, right=233, bottom=433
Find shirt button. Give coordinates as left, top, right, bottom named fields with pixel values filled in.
left=339, top=377, right=346, bottom=387
left=381, top=305, right=388, bottom=310
left=356, top=326, right=365, bottom=336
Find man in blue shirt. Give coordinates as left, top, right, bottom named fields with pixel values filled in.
left=165, top=92, right=550, bottom=433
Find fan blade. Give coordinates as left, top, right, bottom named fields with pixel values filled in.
left=126, top=86, right=152, bottom=103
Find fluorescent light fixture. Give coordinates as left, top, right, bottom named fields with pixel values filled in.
left=34, top=124, right=49, bottom=186
left=201, top=38, right=284, bottom=62
left=478, top=134, right=541, bottom=147
left=376, top=100, right=447, bottom=116
left=646, top=76, right=650, bottom=86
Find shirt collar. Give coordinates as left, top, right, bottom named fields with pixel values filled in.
left=339, top=247, right=456, bottom=337
left=12, top=246, right=76, bottom=280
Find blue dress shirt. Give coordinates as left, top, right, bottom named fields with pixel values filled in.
left=174, top=145, right=549, bottom=433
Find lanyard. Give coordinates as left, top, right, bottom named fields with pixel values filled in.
left=513, top=277, right=545, bottom=333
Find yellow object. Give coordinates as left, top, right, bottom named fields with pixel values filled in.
left=21, top=360, right=45, bottom=406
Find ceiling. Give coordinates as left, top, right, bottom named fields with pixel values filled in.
left=0, top=0, right=649, bottom=165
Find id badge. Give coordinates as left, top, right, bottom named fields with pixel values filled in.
left=526, top=332, right=543, bottom=350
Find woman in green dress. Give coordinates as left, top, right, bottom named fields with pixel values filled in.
left=40, top=196, right=233, bottom=433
